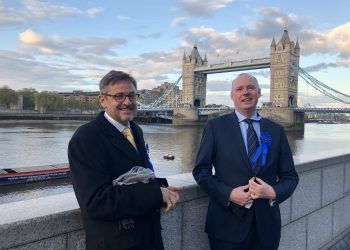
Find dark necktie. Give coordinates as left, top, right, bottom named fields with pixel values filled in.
left=244, top=119, right=260, bottom=173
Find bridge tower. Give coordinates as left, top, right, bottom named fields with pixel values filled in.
left=260, top=29, right=304, bottom=129
left=270, top=29, right=300, bottom=108
left=182, top=45, right=207, bottom=107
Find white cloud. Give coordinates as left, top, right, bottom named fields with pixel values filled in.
left=18, top=29, right=127, bottom=56
left=177, top=8, right=350, bottom=72
left=23, top=0, right=82, bottom=18
left=19, top=29, right=59, bottom=54
left=175, top=0, right=233, bottom=17
left=304, top=60, right=350, bottom=72
left=179, top=25, right=270, bottom=63
left=0, top=49, right=91, bottom=91
left=243, top=7, right=306, bottom=39
left=170, top=17, right=188, bottom=27
left=138, top=32, right=163, bottom=39
left=324, top=22, right=350, bottom=58
left=86, top=7, right=104, bottom=17
left=0, top=30, right=133, bottom=90
left=298, top=94, right=350, bottom=108
left=0, top=0, right=103, bottom=27
left=19, top=29, right=43, bottom=44
left=2, top=4, right=350, bottom=107
left=117, top=15, right=131, bottom=21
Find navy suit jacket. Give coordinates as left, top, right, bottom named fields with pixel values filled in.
left=68, top=112, right=165, bottom=250
left=193, top=111, right=298, bottom=247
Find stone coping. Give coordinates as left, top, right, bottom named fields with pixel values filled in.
left=0, top=192, right=79, bottom=226
left=295, top=152, right=350, bottom=173
left=0, top=153, right=349, bottom=227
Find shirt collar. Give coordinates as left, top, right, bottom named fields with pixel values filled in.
left=104, top=111, right=130, bottom=132
left=235, top=110, right=261, bottom=123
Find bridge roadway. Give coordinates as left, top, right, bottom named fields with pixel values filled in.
left=137, top=107, right=232, bottom=119
left=137, top=108, right=173, bottom=112
left=194, top=57, right=270, bottom=74
left=138, top=107, right=350, bottom=115
left=294, top=107, right=350, bottom=113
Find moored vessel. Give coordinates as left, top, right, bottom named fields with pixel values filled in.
left=0, top=163, right=70, bottom=185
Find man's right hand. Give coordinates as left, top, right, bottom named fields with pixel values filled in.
left=229, top=184, right=252, bottom=206
left=160, top=186, right=181, bottom=212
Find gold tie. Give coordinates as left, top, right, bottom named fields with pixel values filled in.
left=122, top=128, right=137, bottom=149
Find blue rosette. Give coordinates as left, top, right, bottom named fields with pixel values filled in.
left=250, top=131, right=272, bottom=167
left=145, top=143, right=155, bottom=172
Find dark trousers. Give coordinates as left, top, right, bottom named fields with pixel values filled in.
left=127, top=245, right=154, bottom=250
left=208, top=216, right=278, bottom=250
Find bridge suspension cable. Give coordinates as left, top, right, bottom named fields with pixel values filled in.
left=290, top=64, right=350, bottom=105
left=138, top=75, right=182, bottom=109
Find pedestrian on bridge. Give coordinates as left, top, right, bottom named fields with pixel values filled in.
left=68, top=70, right=180, bottom=250
left=193, top=73, right=299, bottom=250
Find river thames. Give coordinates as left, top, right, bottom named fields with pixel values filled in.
left=1, top=120, right=350, bottom=204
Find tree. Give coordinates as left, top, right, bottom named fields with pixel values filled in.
left=64, top=97, right=82, bottom=110
left=61, top=97, right=101, bottom=113
left=0, top=86, right=18, bottom=109
left=93, top=99, right=102, bottom=110
left=17, top=88, right=37, bottom=110
left=84, top=99, right=101, bottom=111
left=35, top=91, right=63, bottom=113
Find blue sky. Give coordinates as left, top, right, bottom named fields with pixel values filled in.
left=1, top=0, right=350, bottom=107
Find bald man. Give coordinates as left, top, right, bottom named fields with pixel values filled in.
left=193, top=73, right=298, bottom=250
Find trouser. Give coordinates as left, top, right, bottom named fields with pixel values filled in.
left=208, top=216, right=278, bottom=250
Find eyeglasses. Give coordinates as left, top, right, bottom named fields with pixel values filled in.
left=104, top=93, right=140, bottom=102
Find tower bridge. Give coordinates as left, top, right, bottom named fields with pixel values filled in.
left=175, top=29, right=303, bottom=128
left=139, top=29, right=349, bottom=128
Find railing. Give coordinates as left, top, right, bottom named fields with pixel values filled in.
left=198, top=107, right=232, bottom=115
left=294, top=107, right=350, bottom=113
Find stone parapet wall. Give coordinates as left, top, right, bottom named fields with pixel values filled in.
left=0, top=154, right=349, bottom=249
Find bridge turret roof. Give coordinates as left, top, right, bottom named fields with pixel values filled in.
left=295, top=38, right=300, bottom=49
left=271, top=36, right=276, bottom=47
left=279, top=29, right=291, bottom=45
left=190, top=45, right=202, bottom=61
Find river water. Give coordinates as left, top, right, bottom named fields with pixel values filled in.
left=1, top=120, right=350, bottom=204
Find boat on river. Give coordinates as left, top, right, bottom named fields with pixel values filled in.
left=163, top=154, right=175, bottom=160
left=0, top=163, right=70, bottom=186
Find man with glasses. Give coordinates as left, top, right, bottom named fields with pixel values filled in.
left=68, top=70, right=180, bottom=250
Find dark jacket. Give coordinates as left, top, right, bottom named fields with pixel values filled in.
left=68, top=112, right=164, bottom=250
left=193, top=111, right=299, bottom=248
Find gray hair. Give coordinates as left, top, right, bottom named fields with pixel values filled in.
left=232, top=73, right=259, bottom=89
left=99, top=70, right=137, bottom=94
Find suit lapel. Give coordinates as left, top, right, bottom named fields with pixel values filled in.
left=112, top=132, right=141, bottom=164
left=96, top=112, right=141, bottom=165
left=130, top=122, right=149, bottom=168
left=228, top=112, right=251, bottom=171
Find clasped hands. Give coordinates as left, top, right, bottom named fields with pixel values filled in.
left=229, top=177, right=276, bottom=207
left=161, top=186, right=181, bottom=212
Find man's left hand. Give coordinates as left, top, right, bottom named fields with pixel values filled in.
left=161, top=186, right=181, bottom=213
left=248, top=177, right=276, bottom=200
